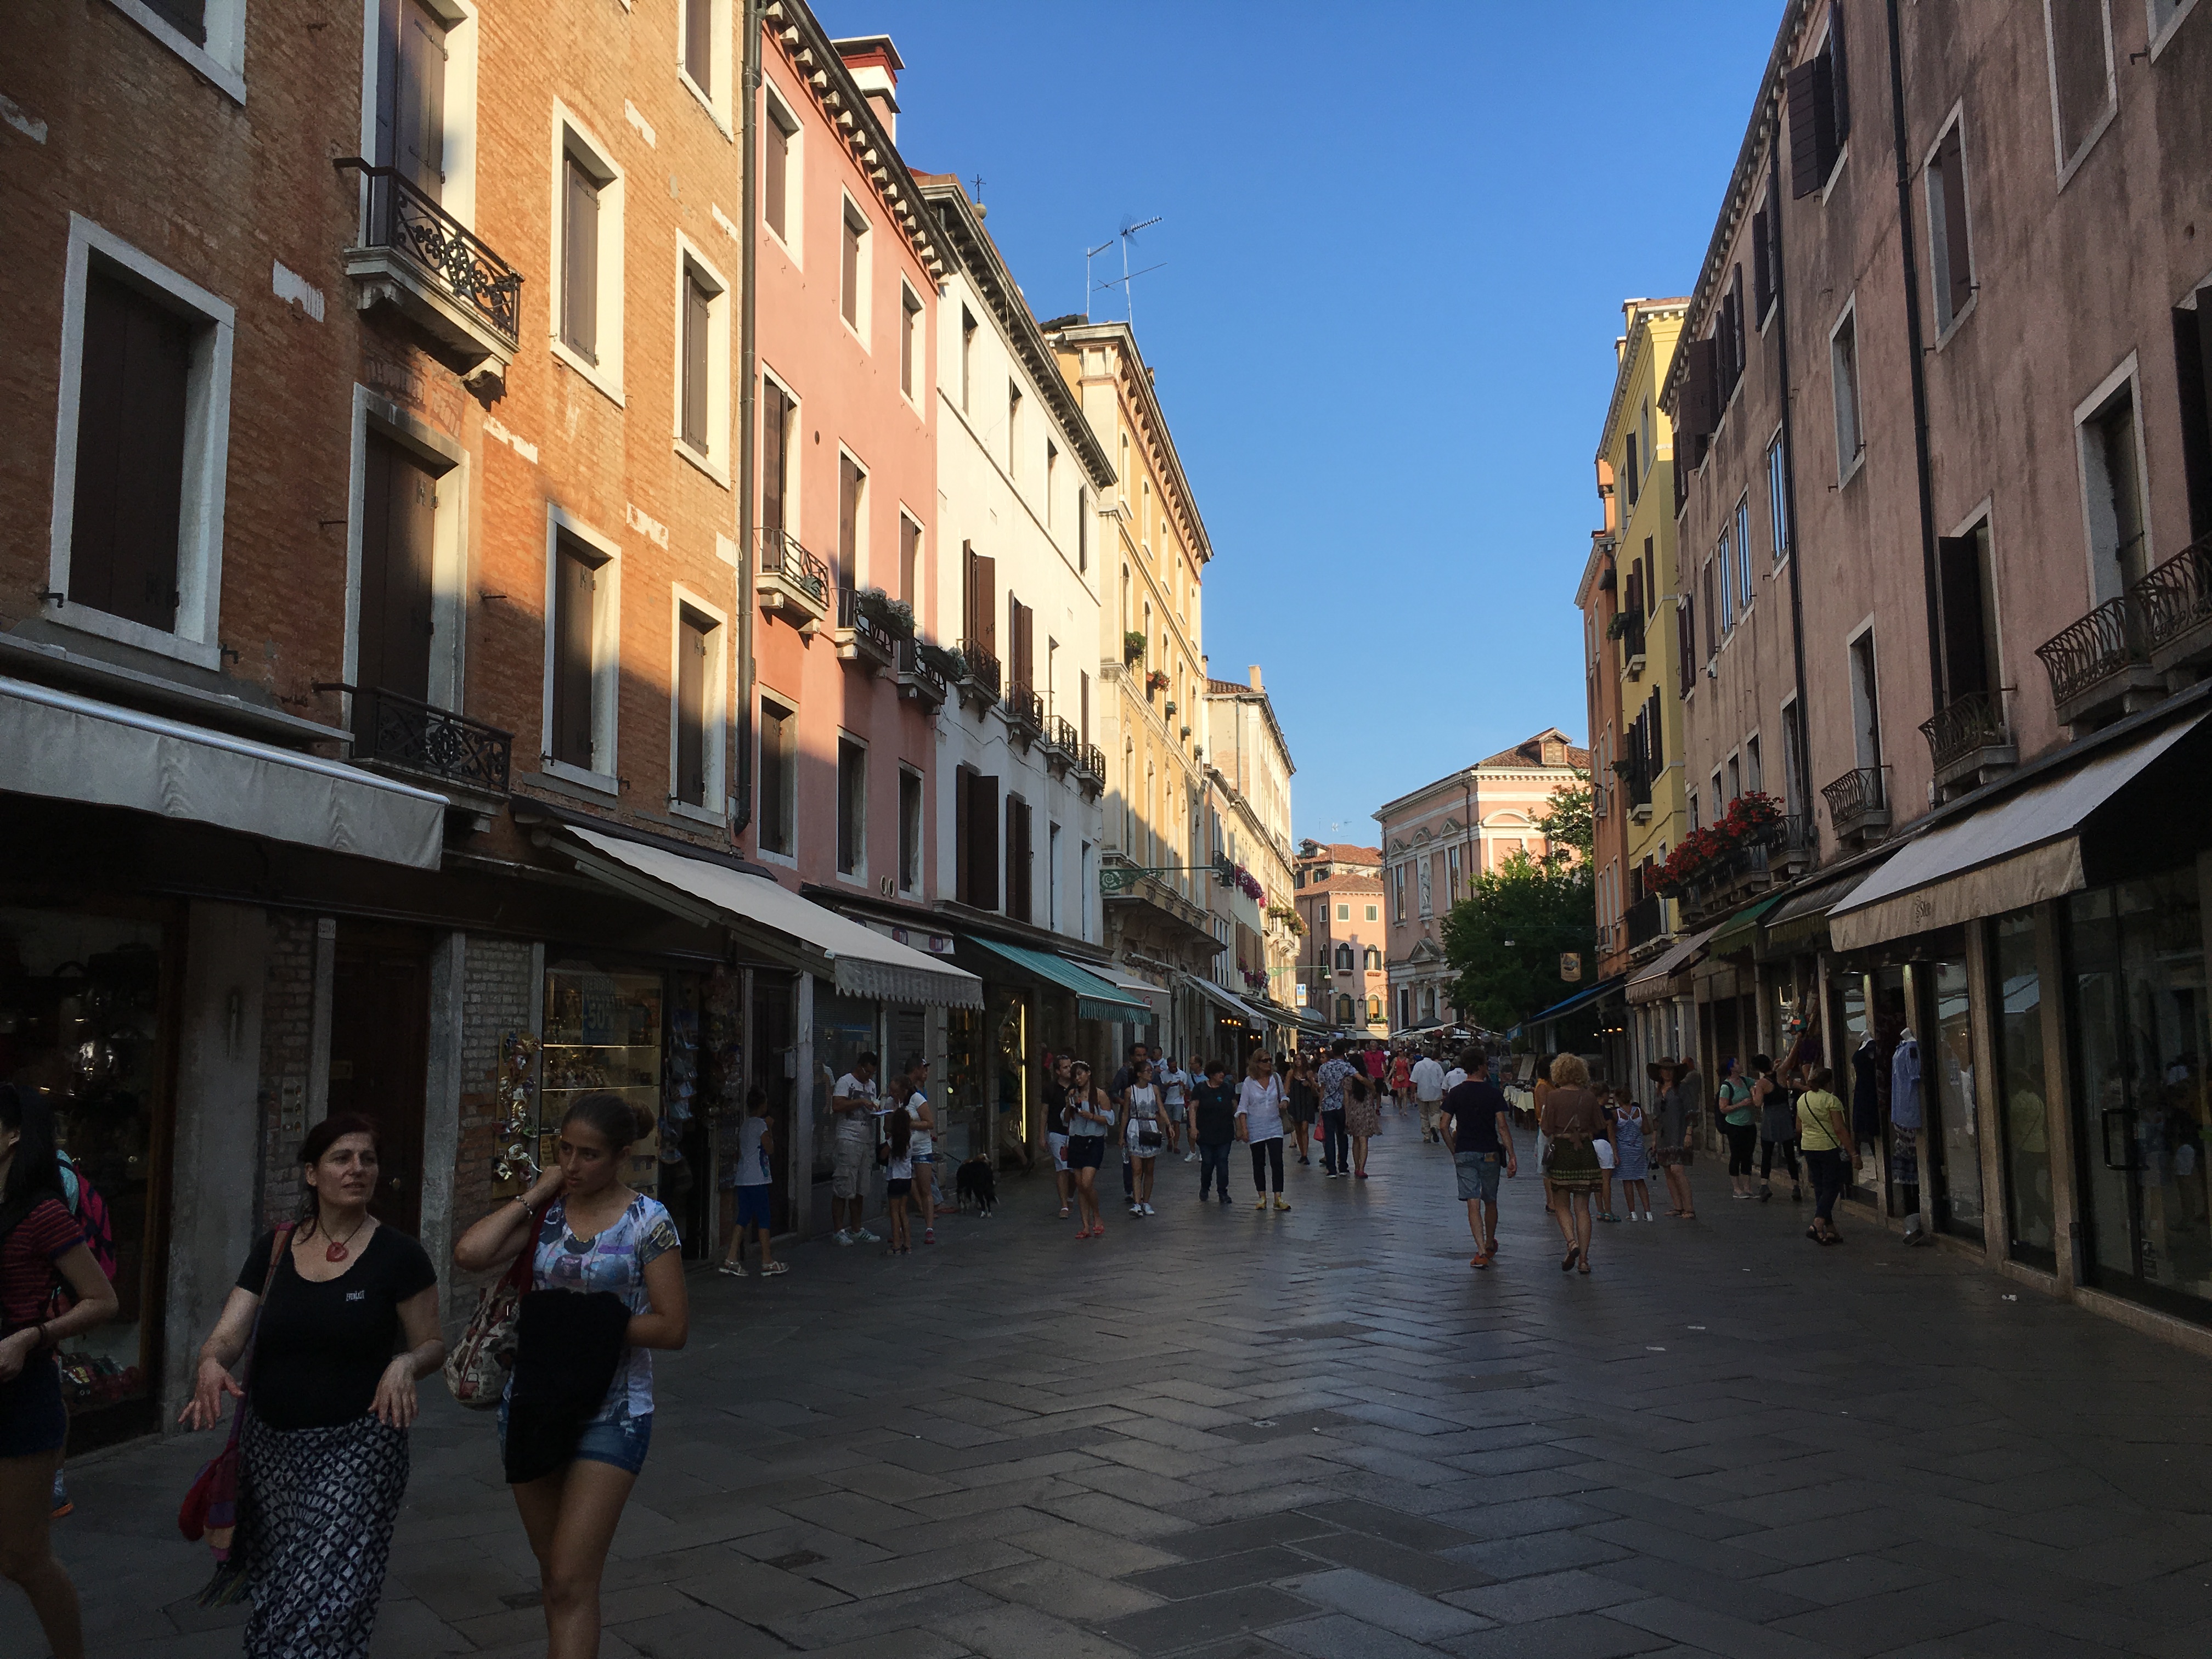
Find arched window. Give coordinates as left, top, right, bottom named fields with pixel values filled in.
left=1363, top=947, right=1382, bottom=971
left=1333, top=944, right=1355, bottom=973
left=1335, top=995, right=1355, bottom=1024
left=1367, top=996, right=1382, bottom=1023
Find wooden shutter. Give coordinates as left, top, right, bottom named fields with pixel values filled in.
left=900, top=293, right=915, bottom=397
left=837, top=741, right=862, bottom=874
left=1644, top=537, right=1657, bottom=614
left=1010, top=597, right=1034, bottom=690
left=1647, top=689, right=1663, bottom=766
left=552, top=543, right=597, bottom=767
left=955, top=764, right=974, bottom=904
left=676, top=611, right=709, bottom=806
left=1080, top=672, right=1090, bottom=749
left=763, top=112, right=788, bottom=239
left=1937, top=126, right=1972, bottom=323
left=1626, top=561, right=1643, bottom=616
left=840, top=213, right=859, bottom=327
left=1827, top=4, right=1849, bottom=142
left=2177, top=290, right=2212, bottom=540
left=397, top=1, right=446, bottom=199
left=899, top=516, right=918, bottom=604
left=69, top=268, right=190, bottom=633
left=1752, top=207, right=1772, bottom=320
left=682, top=270, right=710, bottom=453
left=758, top=705, right=789, bottom=854
left=760, top=380, right=787, bottom=540
left=1678, top=595, right=1695, bottom=692
left=1701, top=559, right=1718, bottom=658
left=1676, top=336, right=1719, bottom=438
left=1936, top=534, right=1990, bottom=703
left=837, top=455, right=861, bottom=588
left=1007, top=797, right=1032, bottom=922
left=1624, top=433, right=1639, bottom=505
left=562, top=157, right=598, bottom=360
left=357, top=433, right=437, bottom=713
left=966, top=549, right=996, bottom=656
left=1786, top=60, right=1825, bottom=198
left=684, top=0, right=712, bottom=95
left=968, top=771, right=1000, bottom=910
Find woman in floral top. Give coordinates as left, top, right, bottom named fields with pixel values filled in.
left=456, top=1092, right=688, bottom=1659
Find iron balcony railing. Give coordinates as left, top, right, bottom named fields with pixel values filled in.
left=1920, top=691, right=2010, bottom=775
left=1625, top=891, right=1664, bottom=948
left=1080, top=743, right=1107, bottom=779
left=2034, top=593, right=2148, bottom=711
left=959, top=639, right=1001, bottom=697
left=1616, top=755, right=1653, bottom=810
left=1003, top=681, right=1043, bottom=730
left=758, top=528, right=830, bottom=605
left=1821, top=766, right=1889, bottom=832
left=1048, top=715, right=1082, bottom=753
left=894, top=635, right=947, bottom=699
left=2134, top=535, right=2212, bottom=658
left=358, top=686, right=511, bottom=793
left=335, top=160, right=522, bottom=346
left=835, top=585, right=896, bottom=657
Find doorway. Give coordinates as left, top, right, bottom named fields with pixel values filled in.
left=328, top=923, right=431, bottom=1235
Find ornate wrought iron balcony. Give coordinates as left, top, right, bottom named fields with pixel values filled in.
left=1078, top=743, right=1107, bottom=782
left=1920, top=692, right=2016, bottom=793
left=834, top=585, right=897, bottom=674
left=334, top=160, right=522, bottom=379
left=2137, top=536, right=2212, bottom=681
left=1002, top=681, right=1043, bottom=734
left=893, top=636, right=948, bottom=708
left=755, top=528, right=831, bottom=631
left=357, top=686, right=511, bottom=795
left=958, top=639, right=1001, bottom=698
left=2035, top=592, right=2159, bottom=731
left=1624, top=891, right=1665, bottom=949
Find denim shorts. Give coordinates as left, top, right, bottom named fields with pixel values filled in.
left=1454, top=1150, right=1503, bottom=1204
left=500, top=1397, right=653, bottom=1476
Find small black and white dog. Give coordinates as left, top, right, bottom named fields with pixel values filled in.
left=954, top=1154, right=996, bottom=1216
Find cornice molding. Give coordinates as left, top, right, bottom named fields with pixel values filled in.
left=1051, top=321, right=1215, bottom=567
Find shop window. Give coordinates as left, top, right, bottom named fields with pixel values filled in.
left=1989, top=910, right=2055, bottom=1267
left=899, top=768, right=922, bottom=895
left=836, top=736, right=866, bottom=877
left=543, top=966, right=666, bottom=1195
left=1928, top=959, right=1982, bottom=1238
left=757, top=696, right=795, bottom=856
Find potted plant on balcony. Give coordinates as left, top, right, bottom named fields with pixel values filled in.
left=1145, top=669, right=1170, bottom=694
left=855, top=587, right=915, bottom=640
left=1124, top=630, right=1149, bottom=665
left=1605, top=612, right=1638, bottom=640
left=917, top=641, right=966, bottom=682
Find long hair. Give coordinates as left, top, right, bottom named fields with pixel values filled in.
left=887, top=1104, right=912, bottom=1160
left=0, top=1082, right=66, bottom=1233
left=296, top=1111, right=382, bottom=1240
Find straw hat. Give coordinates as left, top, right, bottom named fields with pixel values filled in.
left=1646, top=1057, right=1682, bottom=1081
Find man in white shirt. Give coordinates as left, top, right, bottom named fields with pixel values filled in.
left=1156, top=1054, right=1193, bottom=1161
left=830, top=1053, right=881, bottom=1246
left=1411, top=1049, right=1448, bottom=1144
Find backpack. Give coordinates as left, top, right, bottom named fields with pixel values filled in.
left=58, top=1152, right=120, bottom=1282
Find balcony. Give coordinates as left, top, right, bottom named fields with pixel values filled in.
left=953, top=639, right=1000, bottom=714
left=1821, top=766, right=1891, bottom=845
left=2136, top=536, right=2212, bottom=685
left=1920, top=691, right=2016, bottom=795
left=754, top=528, right=831, bottom=634
left=1002, top=681, right=1044, bottom=747
left=1075, top=742, right=1107, bottom=793
left=1613, top=756, right=1654, bottom=824
left=1100, top=850, right=1220, bottom=956
left=833, top=586, right=898, bottom=676
left=1615, top=612, right=1647, bottom=681
left=335, top=161, right=522, bottom=385
left=1624, top=891, right=1666, bottom=950
left=1041, top=715, right=1079, bottom=776
left=893, top=636, right=948, bottom=710
left=353, top=686, right=511, bottom=822
left=1672, top=815, right=1815, bottom=925
left=2035, top=592, right=2162, bottom=733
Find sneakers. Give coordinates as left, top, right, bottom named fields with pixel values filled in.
left=718, top=1261, right=748, bottom=1276
left=51, top=1470, right=70, bottom=1520
left=832, top=1229, right=855, bottom=1246
left=1255, top=1196, right=1269, bottom=1210
left=1142, top=1203, right=1156, bottom=1216
left=1759, top=1183, right=1773, bottom=1203
left=1598, top=1211, right=1620, bottom=1223
left=1184, top=1152, right=1197, bottom=1163
left=856, top=1226, right=884, bottom=1241
left=760, top=1260, right=789, bottom=1276
left=923, top=1228, right=936, bottom=1244
left=1273, top=1197, right=1291, bottom=1211
left=1130, top=1201, right=1143, bottom=1216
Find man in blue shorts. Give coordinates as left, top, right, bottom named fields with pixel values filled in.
left=1441, top=1048, right=1516, bottom=1268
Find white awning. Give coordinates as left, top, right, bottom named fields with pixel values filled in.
left=1186, top=973, right=1271, bottom=1030
left=1095, top=967, right=1168, bottom=1019
left=1626, top=926, right=1716, bottom=1005
left=565, top=826, right=981, bottom=1008
left=0, top=673, right=445, bottom=869
left=1829, top=715, right=2203, bottom=952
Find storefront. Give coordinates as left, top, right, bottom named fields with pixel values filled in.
left=955, top=936, right=1149, bottom=1160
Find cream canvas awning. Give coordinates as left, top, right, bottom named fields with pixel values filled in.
left=565, top=826, right=982, bottom=1007
left=0, top=673, right=445, bottom=868
left=1626, top=926, right=1717, bottom=1005
left=1828, top=715, right=2204, bottom=952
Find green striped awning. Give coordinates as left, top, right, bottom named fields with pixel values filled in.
left=1703, top=895, right=1784, bottom=958
left=963, top=936, right=1152, bottom=1022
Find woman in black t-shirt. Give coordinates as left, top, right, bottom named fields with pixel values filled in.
left=180, top=1114, right=443, bottom=1659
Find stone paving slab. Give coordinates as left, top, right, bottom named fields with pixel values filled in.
left=14, top=1111, right=2212, bottom=1657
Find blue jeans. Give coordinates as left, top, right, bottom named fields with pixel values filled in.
left=1198, top=1142, right=1232, bottom=1196
left=1321, top=1110, right=1349, bottom=1173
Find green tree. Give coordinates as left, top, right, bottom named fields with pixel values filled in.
left=1443, top=848, right=1595, bottom=1035
left=1536, top=769, right=1593, bottom=867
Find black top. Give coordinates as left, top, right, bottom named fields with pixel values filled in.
left=236, top=1227, right=437, bottom=1431
left=1043, top=1079, right=1069, bottom=1131
left=1446, top=1080, right=1510, bottom=1156
left=1192, top=1080, right=1240, bottom=1147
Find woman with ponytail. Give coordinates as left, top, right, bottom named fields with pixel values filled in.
left=454, top=1091, right=687, bottom=1659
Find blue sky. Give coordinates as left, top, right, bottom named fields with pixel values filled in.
left=820, top=0, right=1781, bottom=846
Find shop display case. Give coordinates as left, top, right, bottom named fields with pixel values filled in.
left=541, top=966, right=664, bottom=1194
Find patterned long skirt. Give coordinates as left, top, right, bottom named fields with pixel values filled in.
left=241, top=1409, right=410, bottom=1659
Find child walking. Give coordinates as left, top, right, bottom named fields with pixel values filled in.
left=1613, top=1091, right=1653, bottom=1221
left=882, top=1101, right=915, bottom=1255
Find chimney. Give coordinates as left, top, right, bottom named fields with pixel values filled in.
left=1246, top=665, right=1263, bottom=691
left=831, top=35, right=903, bottom=142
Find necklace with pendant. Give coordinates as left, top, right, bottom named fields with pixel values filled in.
left=324, top=1217, right=370, bottom=1262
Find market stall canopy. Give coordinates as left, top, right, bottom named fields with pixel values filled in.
left=0, top=673, right=445, bottom=868
left=1828, top=713, right=2205, bottom=953
left=963, top=936, right=1151, bottom=1022
left=1626, top=926, right=1717, bottom=1005
left=563, top=826, right=981, bottom=1007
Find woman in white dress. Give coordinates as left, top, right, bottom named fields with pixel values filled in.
left=1124, top=1060, right=1164, bottom=1216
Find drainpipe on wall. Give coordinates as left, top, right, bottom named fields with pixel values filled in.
left=1886, top=0, right=1949, bottom=720
left=732, top=0, right=765, bottom=840
left=1769, top=98, right=1815, bottom=826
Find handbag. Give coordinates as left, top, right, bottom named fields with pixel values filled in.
left=444, top=1220, right=538, bottom=1409
left=1135, top=1118, right=1164, bottom=1153
left=177, top=1224, right=291, bottom=1606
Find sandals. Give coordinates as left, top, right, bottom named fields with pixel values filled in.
left=759, top=1260, right=789, bottom=1276
left=1577, top=1261, right=1591, bottom=1275
left=1560, top=1245, right=1581, bottom=1272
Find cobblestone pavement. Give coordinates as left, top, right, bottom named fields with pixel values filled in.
left=15, top=1110, right=2212, bottom=1659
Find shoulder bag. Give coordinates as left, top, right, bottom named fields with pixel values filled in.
left=176, top=1224, right=291, bottom=1606
left=444, top=1212, right=539, bottom=1409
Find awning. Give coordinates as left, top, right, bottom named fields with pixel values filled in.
left=1186, top=973, right=1269, bottom=1030
left=0, top=673, right=445, bottom=868
left=1627, top=925, right=1716, bottom=1004
left=963, top=936, right=1150, bottom=1022
left=1096, top=967, right=1167, bottom=1019
left=565, top=826, right=981, bottom=1007
left=1704, top=895, right=1784, bottom=958
left=1758, top=863, right=1887, bottom=956
left=1525, top=975, right=1624, bottom=1028
left=1829, top=714, right=2204, bottom=953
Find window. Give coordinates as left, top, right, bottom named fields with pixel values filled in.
left=758, top=697, right=795, bottom=856
left=672, top=602, right=720, bottom=811
left=1623, top=431, right=1640, bottom=507
left=1340, top=995, right=1358, bottom=1025
left=1831, top=301, right=1864, bottom=483
left=676, top=246, right=728, bottom=472
left=354, top=427, right=449, bottom=729
left=1719, top=266, right=1745, bottom=403
left=1007, top=381, right=1022, bottom=476
left=1786, top=10, right=1850, bottom=196
left=381, top=0, right=448, bottom=201
left=2045, top=0, right=2116, bottom=171
left=1076, top=486, right=1088, bottom=571
left=1701, top=557, right=1718, bottom=658
left=683, top=0, right=713, bottom=95
left=1712, top=769, right=1726, bottom=815
left=1767, top=432, right=1789, bottom=563
left=1047, top=821, right=1062, bottom=929
left=1367, top=996, right=1383, bottom=1024
left=836, top=737, right=866, bottom=877
left=1003, top=796, right=1032, bottom=922
left=898, top=283, right=921, bottom=399
left=1397, top=989, right=1412, bottom=1029
left=1746, top=735, right=1763, bottom=797
left=1781, top=697, right=1808, bottom=817
left=2149, top=0, right=2200, bottom=57
left=2077, top=367, right=2151, bottom=598
left=52, top=227, right=235, bottom=663
left=1079, top=670, right=1090, bottom=749
left=963, top=543, right=996, bottom=663
left=546, top=520, right=617, bottom=783
left=111, top=0, right=247, bottom=103
left=1045, top=441, right=1058, bottom=524
left=1334, top=944, right=1355, bottom=973
left=2179, top=285, right=2212, bottom=540
left=1718, top=529, right=1735, bottom=634
left=760, top=376, right=794, bottom=541
left=1446, top=843, right=1463, bottom=902
left=1937, top=520, right=1999, bottom=706
left=555, top=111, right=622, bottom=396
left=1365, top=903, right=1379, bottom=923
left=956, top=765, right=1000, bottom=908
left=762, top=86, right=798, bottom=246
left=1363, top=947, right=1382, bottom=971
left=898, top=514, right=920, bottom=606
left=959, top=307, right=976, bottom=411
left=1927, top=118, right=1976, bottom=335
left=837, top=453, right=865, bottom=590
left=839, top=196, right=868, bottom=336
left=1336, top=904, right=1350, bottom=923
left=1849, top=630, right=1884, bottom=771
left=1753, top=171, right=1780, bottom=321
left=1735, top=495, right=1753, bottom=612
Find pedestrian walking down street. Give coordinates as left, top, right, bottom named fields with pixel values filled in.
left=180, top=1112, right=443, bottom=1659
left=1062, top=1063, right=1116, bottom=1239
left=1441, top=1050, right=1515, bottom=1269
left=1045, top=1057, right=1074, bottom=1219
left=1317, top=1040, right=1357, bottom=1177
left=1363, top=1043, right=1390, bottom=1111
left=1612, top=1091, right=1653, bottom=1220
left=1, top=1085, right=120, bottom=1659
left=1719, top=1057, right=1759, bottom=1199
left=828, top=1053, right=881, bottom=1246
left=1410, top=1049, right=1447, bottom=1143
left=1754, top=1054, right=1801, bottom=1203
left=1389, top=1049, right=1413, bottom=1113
left=1111, top=1043, right=1148, bottom=1207
left=1125, top=1061, right=1164, bottom=1216
left=1157, top=1054, right=1193, bottom=1160
left=453, top=1092, right=689, bottom=1659
left=719, top=1088, right=786, bottom=1277
left=1285, top=1054, right=1319, bottom=1166
left=1594, top=1092, right=1620, bottom=1222
left=882, top=1099, right=915, bottom=1255
left=1797, top=1068, right=1857, bottom=1244
left=900, top=1057, right=940, bottom=1244
left=1653, top=1057, right=1701, bottom=1220
left=1533, top=1059, right=1556, bottom=1214
left=1238, top=1051, right=1292, bottom=1210
left=1344, top=1074, right=1381, bottom=1179
left=1192, top=1059, right=1239, bottom=1204
left=1539, top=1056, right=1607, bottom=1274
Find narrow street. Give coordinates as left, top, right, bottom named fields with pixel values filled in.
left=16, top=1111, right=2212, bottom=1659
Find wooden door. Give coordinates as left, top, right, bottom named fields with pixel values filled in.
left=328, top=925, right=432, bottom=1237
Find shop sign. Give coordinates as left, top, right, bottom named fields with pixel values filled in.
left=1294, top=982, right=1308, bottom=1007
left=1560, top=952, right=1582, bottom=983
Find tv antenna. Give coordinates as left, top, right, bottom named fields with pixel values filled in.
left=1089, top=215, right=1164, bottom=331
